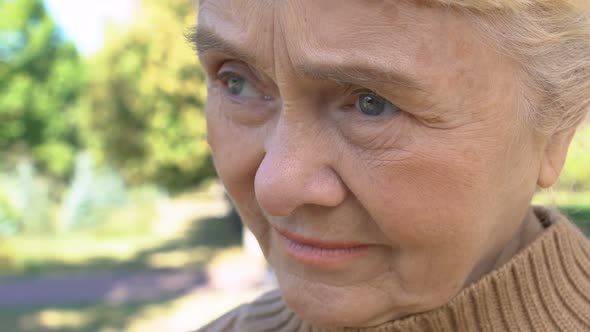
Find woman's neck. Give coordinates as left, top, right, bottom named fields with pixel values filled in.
left=464, top=207, right=545, bottom=288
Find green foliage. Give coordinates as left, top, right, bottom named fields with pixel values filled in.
left=0, top=194, right=19, bottom=236
left=0, top=160, right=52, bottom=235
left=0, top=153, right=138, bottom=236
left=81, top=0, right=214, bottom=192
left=60, top=153, right=128, bottom=232
left=557, top=124, right=590, bottom=190
left=0, top=0, right=85, bottom=178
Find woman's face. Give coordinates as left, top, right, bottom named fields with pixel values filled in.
left=197, top=0, right=547, bottom=327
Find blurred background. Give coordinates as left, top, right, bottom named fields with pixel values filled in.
left=0, top=0, right=588, bottom=331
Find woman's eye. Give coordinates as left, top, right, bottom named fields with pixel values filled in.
left=356, top=93, right=401, bottom=116
left=218, top=72, right=261, bottom=98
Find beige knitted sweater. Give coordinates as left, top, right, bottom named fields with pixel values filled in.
left=199, top=207, right=590, bottom=331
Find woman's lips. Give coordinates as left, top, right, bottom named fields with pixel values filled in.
left=274, top=228, right=371, bottom=267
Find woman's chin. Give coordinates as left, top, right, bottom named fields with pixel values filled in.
left=277, top=271, right=459, bottom=328
left=277, top=276, right=403, bottom=328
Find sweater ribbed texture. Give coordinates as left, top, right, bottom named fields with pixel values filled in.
left=198, top=207, right=590, bottom=332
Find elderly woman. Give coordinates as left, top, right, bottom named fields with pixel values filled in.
left=193, top=0, right=590, bottom=331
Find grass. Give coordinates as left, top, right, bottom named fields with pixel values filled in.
left=0, top=213, right=242, bottom=278
left=0, top=286, right=271, bottom=332
left=0, top=300, right=191, bottom=332
left=0, top=210, right=245, bottom=332
left=0, top=183, right=241, bottom=279
left=0, top=235, right=160, bottom=278
left=0, top=302, right=161, bottom=332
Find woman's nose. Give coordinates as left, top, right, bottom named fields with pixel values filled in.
left=254, top=125, right=347, bottom=217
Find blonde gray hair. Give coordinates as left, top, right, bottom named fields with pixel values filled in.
left=434, top=0, right=590, bottom=135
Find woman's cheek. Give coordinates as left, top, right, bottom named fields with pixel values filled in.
left=357, top=141, right=486, bottom=248
left=206, top=96, right=269, bottom=225
left=209, top=124, right=262, bottom=193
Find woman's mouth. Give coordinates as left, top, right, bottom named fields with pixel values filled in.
left=274, top=228, right=371, bottom=267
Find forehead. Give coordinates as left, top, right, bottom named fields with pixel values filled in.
left=198, top=0, right=481, bottom=76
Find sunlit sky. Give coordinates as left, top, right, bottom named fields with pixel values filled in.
left=44, top=0, right=137, bottom=55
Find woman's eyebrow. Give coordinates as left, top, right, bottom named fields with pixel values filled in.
left=293, top=61, right=427, bottom=92
left=188, top=25, right=257, bottom=64
left=189, top=25, right=427, bottom=93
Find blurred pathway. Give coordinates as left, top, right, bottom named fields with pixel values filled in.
left=0, top=270, right=206, bottom=308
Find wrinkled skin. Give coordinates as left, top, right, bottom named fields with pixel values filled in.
left=196, top=0, right=573, bottom=328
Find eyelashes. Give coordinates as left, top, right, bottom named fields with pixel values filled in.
left=217, top=71, right=263, bottom=99
left=214, top=64, right=401, bottom=118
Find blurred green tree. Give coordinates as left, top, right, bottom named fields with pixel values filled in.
left=0, top=0, right=84, bottom=178
left=81, top=0, right=213, bottom=192
left=559, top=124, right=590, bottom=191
